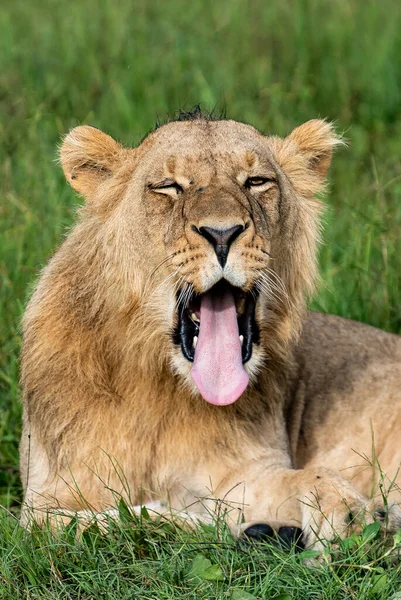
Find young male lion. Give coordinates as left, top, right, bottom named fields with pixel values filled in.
left=20, top=113, right=401, bottom=549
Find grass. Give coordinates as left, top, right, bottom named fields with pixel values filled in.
left=1, top=506, right=401, bottom=599
left=1, top=0, right=401, bottom=596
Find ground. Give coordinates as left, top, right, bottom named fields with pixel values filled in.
left=1, top=0, right=401, bottom=597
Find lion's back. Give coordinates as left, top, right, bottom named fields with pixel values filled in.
left=296, top=311, right=401, bottom=393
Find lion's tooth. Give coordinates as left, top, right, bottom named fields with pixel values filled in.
left=239, top=335, right=244, bottom=345
left=193, top=335, right=198, bottom=348
left=191, top=312, right=200, bottom=322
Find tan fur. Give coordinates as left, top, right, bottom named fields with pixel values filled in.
left=20, top=117, right=401, bottom=546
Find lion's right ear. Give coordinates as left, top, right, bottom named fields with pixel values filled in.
left=60, top=126, right=126, bottom=200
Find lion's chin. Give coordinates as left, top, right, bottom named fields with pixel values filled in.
left=173, top=280, right=260, bottom=405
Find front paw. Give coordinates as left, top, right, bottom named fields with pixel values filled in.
left=293, top=468, right=398, bottom=550
left=236, top=467, right=400, bottom=552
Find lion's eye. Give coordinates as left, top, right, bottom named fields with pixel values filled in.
left=151, top=180, right=183, bottom=195
left=245, top=176, right=275, bottom=188
left=159, top=182, right=183, bottom=193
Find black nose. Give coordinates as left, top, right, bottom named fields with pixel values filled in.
left=197, top=224, right=244, bottom=267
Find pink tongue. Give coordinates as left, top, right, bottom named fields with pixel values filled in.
left=191, top=288, right=249, bottom=405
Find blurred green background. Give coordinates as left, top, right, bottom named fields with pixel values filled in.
left=1, top=0, right=401, bottom=507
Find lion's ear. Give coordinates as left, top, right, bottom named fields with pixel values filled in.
left=287, top=119, right=343, bottom=178
left=272, top=120, right=344, bottom=196
left=60, top=126, right=126, bottom=200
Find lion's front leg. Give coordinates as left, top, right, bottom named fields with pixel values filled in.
left=217, top=465, right=401, bottom=550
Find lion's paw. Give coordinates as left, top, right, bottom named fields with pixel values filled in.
left=293, top=469, right=401, bottom=550
left=237, top=468, right=401, bottom=552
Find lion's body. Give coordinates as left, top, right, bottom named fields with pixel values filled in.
left=20, top=115, right=401, bottom=545
left=292, top=313, right=401, bottom=496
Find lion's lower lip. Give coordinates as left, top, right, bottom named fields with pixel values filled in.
left=173, top=281, right=259, bottom=363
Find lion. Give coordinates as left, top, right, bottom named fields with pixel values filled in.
left=20, top=112, right=401, bottom=549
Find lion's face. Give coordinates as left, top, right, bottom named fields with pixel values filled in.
left=60, top=117, right=341, bottom=406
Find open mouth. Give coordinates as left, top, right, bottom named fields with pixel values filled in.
left=173, top=281, right=260, bottom=406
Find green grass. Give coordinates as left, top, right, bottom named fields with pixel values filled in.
left=2, top=507, right=401, bottom=599
left=1, top=0, right=401, bottom=596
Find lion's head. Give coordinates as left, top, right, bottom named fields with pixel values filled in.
left=60, top=114, right=341, bottom=407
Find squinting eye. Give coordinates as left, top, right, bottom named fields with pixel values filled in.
left=245, top=176, right=275, bottom=187
left=157, top=182, right=183, bottom=193
left=150, top=180, right=184, bottom=195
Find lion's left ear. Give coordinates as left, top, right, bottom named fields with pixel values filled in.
left=60, top=126, right=128, bottom=201
left=271, top=119, right=344, bottom=196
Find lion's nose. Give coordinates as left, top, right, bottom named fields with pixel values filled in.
left=196, top=224, right=245, bottom=267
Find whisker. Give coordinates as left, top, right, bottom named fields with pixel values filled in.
left=144, top=253, right=177, bottom=293
left=259, top=281, right=284, bottom=304
left=255, top=280, right=282, bottom=306
left=178, top=283, right=194, bottom=317
left=261, top=268, right=291, bottom=302
left=256, top=269, right=294, bottom=314
left=183, top=284, right=194, bottom=309
left=264, top=267, right=289, bottom=296
left=144, top=268, right=181, bottom=308
left=171, top=276, right=184, bottom=303
left=149, top=253, right=176, bottom=279
left=176, top=282, right=190, bottom=311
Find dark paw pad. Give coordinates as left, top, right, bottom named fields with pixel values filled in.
left=243, top=523, right=275, bottom=540
left=277, top=526, right=304, bottom=550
